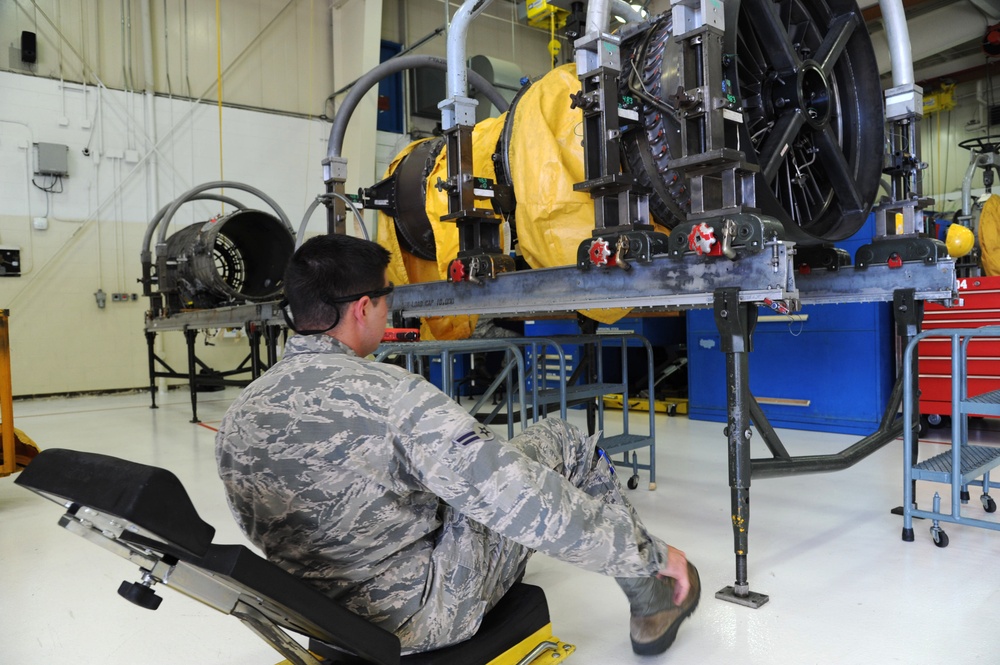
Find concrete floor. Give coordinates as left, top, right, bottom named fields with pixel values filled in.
left=2, top=387, right=998, bottom=664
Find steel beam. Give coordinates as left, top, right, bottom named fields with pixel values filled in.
left=391, top=245, right=796, bottom=319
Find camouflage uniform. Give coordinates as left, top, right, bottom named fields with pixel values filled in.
left=216, top=334, right=668, bottom=653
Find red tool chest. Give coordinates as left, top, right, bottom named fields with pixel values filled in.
left=919, top=275, right=1000, bottom=419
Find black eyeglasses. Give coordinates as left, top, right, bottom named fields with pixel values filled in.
left=321, top=282, right=394, bottom=308
left=281, top=283, right=395, bottom=336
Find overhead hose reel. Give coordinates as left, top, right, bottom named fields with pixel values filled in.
left=158, top=209, right=294, bottom=311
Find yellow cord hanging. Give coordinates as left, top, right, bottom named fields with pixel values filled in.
left=216, top=0, right=225, bottom=210
left=548, top=13, right=560, bottom=70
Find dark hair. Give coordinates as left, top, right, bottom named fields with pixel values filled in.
left=283, top=234, right=391, bottom=331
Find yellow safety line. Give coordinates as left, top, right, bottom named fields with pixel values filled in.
left=1, top=310, right=16, bottom=477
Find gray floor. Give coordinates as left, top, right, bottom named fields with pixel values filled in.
left=2, top=388, right=998, bottom=664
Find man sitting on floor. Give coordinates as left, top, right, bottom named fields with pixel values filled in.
left=216, top=234, right=700, bottom=656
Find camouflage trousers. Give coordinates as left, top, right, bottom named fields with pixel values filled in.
left=398, top=417, right=643, bottom=653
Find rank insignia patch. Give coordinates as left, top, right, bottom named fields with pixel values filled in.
left=453, top=423, right=495, bottom=446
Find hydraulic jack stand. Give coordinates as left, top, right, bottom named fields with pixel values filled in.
left=712, top=287, right=770, bottom=608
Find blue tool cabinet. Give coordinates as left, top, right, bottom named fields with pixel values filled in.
left=686, top=216, right=895, bottom=435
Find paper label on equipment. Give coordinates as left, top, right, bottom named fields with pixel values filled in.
left=722, top=108, right=743, bottom=123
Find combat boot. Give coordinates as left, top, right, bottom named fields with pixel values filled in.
left=616, top=561, right=700, bottom=655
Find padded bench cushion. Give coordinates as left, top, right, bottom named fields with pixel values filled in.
left=312, top=583, right=550, bottom=665
left=15, top=448, right=215, bottom=557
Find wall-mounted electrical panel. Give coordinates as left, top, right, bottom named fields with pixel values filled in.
left=0, top=247, right=22, bottom=277
left=33, top=143, right=69, bottom=177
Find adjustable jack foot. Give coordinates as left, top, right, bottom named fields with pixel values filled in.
left=715, top=585, right=769, bottom=608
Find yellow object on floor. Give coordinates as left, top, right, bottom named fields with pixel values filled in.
left=0, top=309, right=37, bottom=477
left=486, top=623, right=575, bottom=665
left=0, top=427, right=40, bottom=476
left=604, top=394, right=689, bottom=416
left=273, top=624, right=575, bottom=665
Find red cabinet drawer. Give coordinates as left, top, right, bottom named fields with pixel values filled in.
left=919, top=276, right=1000, bottom=417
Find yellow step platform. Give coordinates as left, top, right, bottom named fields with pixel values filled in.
left=603, top=394, right=688, bottom=416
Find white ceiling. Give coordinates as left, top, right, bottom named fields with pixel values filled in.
left=861, top=0, right=1000, bottom=85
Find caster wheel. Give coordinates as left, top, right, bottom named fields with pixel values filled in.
left=627, top=475, right=639, bottom=490
left=926, top=413, right=944, bottom=428
left=916, top=415, right=928, bottom=439
left=931, top=528, right=949, bottom=548
left=118, top=581, right=163, bottom=610
left=982, top=495, right=997, bottom=513
left=666, top=404, right=677, bottom=417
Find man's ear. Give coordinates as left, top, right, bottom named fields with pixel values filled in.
left=349, top=296, right=372, bottom=324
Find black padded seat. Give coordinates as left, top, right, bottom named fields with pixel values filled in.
left=15, top=449, right=557, bottom=665
left=312, top=582, right=550, bottom=665
left=16, top=449, right=400, bottom=665
left=16, top=447, right=215, bottom=557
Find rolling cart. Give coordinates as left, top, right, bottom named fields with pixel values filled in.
left=376, top=333, right=657, bottom=489
left=902, top=326, right=1000, bottom=546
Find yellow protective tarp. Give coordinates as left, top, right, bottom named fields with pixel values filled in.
left=378, top=117, right=507, bottom=340
left=979, top=194, right=1000, bottom=276
left=380, top=65, right=672, bottom=330
left=507, top=64, right=670, bottom=324
left=508, top=64, right=594, bottom=270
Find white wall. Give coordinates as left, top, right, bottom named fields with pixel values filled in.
left=0, top=71, right=332, bottom=396
left=0, top=1, right=558, bottom=398
left=919, top=80, right=1000, bottom=214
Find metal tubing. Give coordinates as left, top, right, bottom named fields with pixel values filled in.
left=325, top=55, right=508, bottom=161
left=446, top=0, right=495, bottom=102
left=141, top=193, right=247, bottom=266
left=961, top=154, right=979, bottom=217
left=747, top=395, right=790, bottom=460
left=155, top=181, right=293, bottom=247
left=610, top=0, right=644, bottom=24
left=713, top=288, right=756, bottom=595
left=727, top=348, right=752, bottom=589
left=879, top=0, right=914, bottom=88
left=586, top=0, right=611, bottom=34
left=145, top=330, right=159, bottom=409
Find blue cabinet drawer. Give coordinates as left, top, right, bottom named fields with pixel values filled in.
left=687, top=303, right=893, bottom=435
left=688, top=302, right=884, bottom=334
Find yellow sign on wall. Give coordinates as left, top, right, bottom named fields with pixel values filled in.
left=524, top=0, right=569, bottom=29
left=923, top=83, right=957, bottom=115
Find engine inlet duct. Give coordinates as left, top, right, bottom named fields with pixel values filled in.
left=159, top=209, right=295, bottom=311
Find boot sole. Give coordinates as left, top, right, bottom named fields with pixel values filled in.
left=630, top=564, right=701, bottom=656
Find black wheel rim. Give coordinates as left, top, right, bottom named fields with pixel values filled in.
left=623, top=0, right=883, bottom=244
left=731, top=0, right=883, bottom=242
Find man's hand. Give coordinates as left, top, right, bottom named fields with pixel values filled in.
left=657, top=545, right=690, bottom=604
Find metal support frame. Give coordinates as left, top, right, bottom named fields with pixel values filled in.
left=144, top=303, right=285, bottom=422
left=708, top=288, right=923, bottom=607
left=668, top=0, right=756, bottom=220
left=573, top=24, right=671, bottom=271
left=711, top=287, right=769, bottom=608
left=438, top=121, right=515, bottom=283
